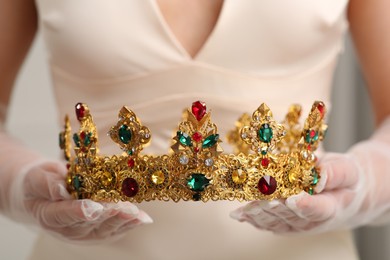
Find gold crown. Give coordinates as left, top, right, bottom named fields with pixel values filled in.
left=59, top=101, right=327, bottom=202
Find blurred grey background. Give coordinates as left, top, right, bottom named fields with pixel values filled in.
left=0, top=32, right=388, bottom=259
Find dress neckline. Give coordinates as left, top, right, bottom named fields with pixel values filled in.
left=149, top=0, right=226, bottom=61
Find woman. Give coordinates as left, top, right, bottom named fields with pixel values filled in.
left=1, top=0, right=389, bottom=259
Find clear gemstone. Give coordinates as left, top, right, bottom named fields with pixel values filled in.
left=204, top=158, right=214, bottom=167
left=179, top=155, right=189, bottom=165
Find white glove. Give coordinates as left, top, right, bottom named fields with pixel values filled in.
left=230, top=116, right=390, bottom=234
left=0, top=131, right=152, bottom=242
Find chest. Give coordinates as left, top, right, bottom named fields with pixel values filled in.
left=36, top=0, right=348, bottom=79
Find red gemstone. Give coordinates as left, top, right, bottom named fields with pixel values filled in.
left=128, top=158, right=135, bottom=168
left=191, top=101, right=207, bottom=121
left=261, top=158, right=270, bottom=168
left=75, top=103, right=86, bottom=121
left=316, top=102, right=325, bottom=118
left=192, top=132, right=203, bottom=142
left=122, top=178, right=139, bottom=197
left=194, top=147, right=200, bottom=153
left=258, top=176, right=277, bottom=195
left=66, top=163, right=71, bottom=170
left=307, top=145, right=311, bottom=151
left=310, top=130, right=316, bottom=138
left=80, top=131, right=86, bottom=140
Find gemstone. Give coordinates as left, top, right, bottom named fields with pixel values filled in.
left=122, top=178, right=139, bottom=197
left=204, top=158, right=214, bottom=167
left=100, top=172, right=113, bottom=187
left=311, top=168, right=319, bottom=185
left=73, top=175, right=82, bottom=191
left=191, top=101, right=207, bottom=121
left=192, top=193, right=201, bottom=201
left=192, top=132, right=203, bottom=142
left=288, top=170, right=299, bottom=183
left=75, top=103, right=86, bottom=121
left=258, top=124, right=273, bottom=143
left=316, top=102, right=325, bottom=118
left=151, top=170, right=165, bottom=185
left=258, top=175, right=277, bottom=195
left=241, top=133, right=247, bottom=139
left=177, top=131, right=192, bottom=146
left=202, top=134, right=219, bottom=148
left=305, top=130, right=318, bottom=143
left=308, top=187, right=314, bottom=195
left=187, top=173, right=210, bottom=192
left=232, top=169, right=247, bottom=184
left=84, top=132, right=92, bottom=146
left=179, top=155, right=189, bottom=165
left=73, top=133, right=80, bottom=147
left=194, top=147, right=200, bottom=153
left=261, top=158, right=270, bottom=168
left=261, top=149, right=267, bottom=155
left=119, top=125, right=132, bottom=144
left=59, top=132, right=65, bottom=149
left=128, top=158, right=135, bottom=168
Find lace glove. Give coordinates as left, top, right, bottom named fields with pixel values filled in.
left=230, top=116, right=390, bottom=234
left=0, top=131, right=152, bottom=242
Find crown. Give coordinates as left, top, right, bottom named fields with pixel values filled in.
left=59, top=101, right=327, bottom=202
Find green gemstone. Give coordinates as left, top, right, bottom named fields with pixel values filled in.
left=177, top=131, right=192, bottom=146
left=73, top=133, right=80, bottom=147
left=261, top=149, right=267, bottom=155
left=187, top=173, right=210, bottom=192
left=308, top=187, right=314, bottom=195
left=305, top=130, right=319, bottom=144
left=119, top=125, right=132, bottom=144
left=84, top=132, right=92, bottom=146
left=202, top=134, right=219, bottom=148
left=59, top=132, right=65, bottom=148
left=258, top=124, right=273, bottom=143
left=73, top=175, right=82, bottom=191
left=311, top=168, right=319, bottom=185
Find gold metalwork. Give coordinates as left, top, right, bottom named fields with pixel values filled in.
left=60, top=101, right=327, bottom=202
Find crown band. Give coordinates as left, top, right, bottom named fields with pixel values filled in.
left=59, top=101, right=327, bottom=202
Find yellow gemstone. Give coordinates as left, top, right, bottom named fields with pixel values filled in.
left=232, top=169, right=247, bottom=184
left=151, top=170, right=165, bottom=185
left=66, top=175, right=72, bottom=185
left=288, top=170, right=299, bottom=183
left=101, top=172, right=113, bottom=187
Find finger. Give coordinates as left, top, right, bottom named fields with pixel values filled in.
left=32, top=199, right=104, bottom=228
left=319, top=153, right=361, bottom=191
left=24, top=163, right=70, bottom=200
left=285, top=190, right=357, bottom=222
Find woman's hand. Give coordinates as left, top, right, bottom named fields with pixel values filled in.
left=7, top=161, right=153, bottom=242
left=231, top=117, right=390, bottom=233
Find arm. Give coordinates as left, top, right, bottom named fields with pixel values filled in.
left=348, top=0, right=390, bottom=125
left=231, top=0, right=390, bottom=233
left=0, top=0, right=37, bottom=112
left=0, top=0, right=151, bottom=241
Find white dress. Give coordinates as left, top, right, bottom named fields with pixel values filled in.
left=30, top=0, right=359, bottom=259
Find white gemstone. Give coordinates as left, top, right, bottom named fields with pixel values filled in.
left=205, top=158, right=214, bottom=167
left=130, top=116, right=135, bottom=122
left=144, top=133, right=150, bottom=139
left=179, top=155, right=189, bottom=165
left=241, top=133, right=247, bottom=139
